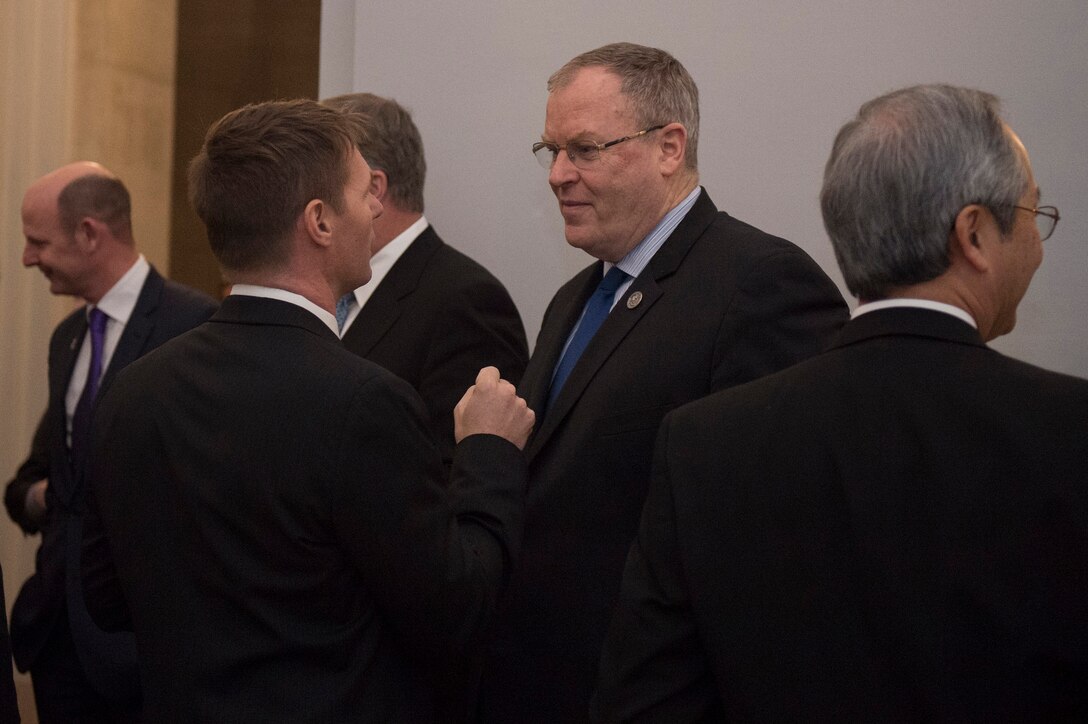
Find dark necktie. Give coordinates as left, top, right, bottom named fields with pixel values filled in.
left=70, top=307, right=108, bottom=464
left=548, top=266, right=629, bottom=408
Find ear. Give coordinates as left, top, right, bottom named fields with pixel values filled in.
left=948, top=204, right=993, bottom=273
left=302, top=198, right=334, bottom=249
left=76, top=217, right=102, bottom=251
left=656, top=122, right=688, bottom=176
left=369, top=169, right=389, bottom=203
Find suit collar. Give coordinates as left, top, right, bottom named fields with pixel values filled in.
left=340, top=227, right=442, bottom=355
left=213, top=294, right=340, bottom=342
left=525, top=191, right=721, bottom=460
left=835, top=306, right=986, bottom=350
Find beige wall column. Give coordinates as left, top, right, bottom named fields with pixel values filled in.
left=1, top=1, right=177, bottom=719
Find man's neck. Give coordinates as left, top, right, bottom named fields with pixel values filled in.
left=372, top=205, right=422, bottom=255
left=81, top=247, right=139, bottom=304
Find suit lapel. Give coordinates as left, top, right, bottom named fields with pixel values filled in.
left=521, top=264, right=601, bottom=420
left=341, top=227, right=441, bottom=355
left=99, top=268, right=164, bottom=392
left=526, top=190, right=719, bottom=462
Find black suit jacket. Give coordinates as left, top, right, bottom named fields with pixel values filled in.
left=594, top=308, right=1088, bottom=722
left=3, top=267, right=215, bottom=702
left=83, top=295, right=527, bottom=722
left=341, top=226, right=528, bottom=465
left=477, top=190, right=848, bottom=723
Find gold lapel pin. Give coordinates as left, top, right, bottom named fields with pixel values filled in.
left=626, top=291, right=643, bottom=309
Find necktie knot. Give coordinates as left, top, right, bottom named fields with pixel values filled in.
left=597, top=265, right=629, bottom=295
left=88, top=306, right=108, bottom=335
left=335, top=293, right=355, bottom=332
left=547, top=266, right=631, bottom=410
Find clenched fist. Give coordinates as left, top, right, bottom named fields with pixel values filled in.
left=454, top=366, right=535, bottom=449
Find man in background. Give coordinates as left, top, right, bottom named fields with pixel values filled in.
left=83, top=99, right=534, bottom=722
left=476, top=43, right=848, bottom=723
left=323, top=92, right=528, bottom=464
left=594, top=84, right=1088, bottom=721
left=5, top=162, right=216, bottom=722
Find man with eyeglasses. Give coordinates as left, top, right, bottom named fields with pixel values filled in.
left=475, top=42, right=848, bottom=723
left=594, top=84, right=1088, bottom=722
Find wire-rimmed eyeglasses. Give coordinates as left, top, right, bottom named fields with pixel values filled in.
left=532, top=125, right=665, bottom=169
left=1011, top=204, right=1060, bottom=241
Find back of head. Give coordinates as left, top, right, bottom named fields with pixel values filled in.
left=188, top=99, right=364, bottom=275
left=821, top=84, right=1029, bottom=300
left=57, top=175, right=133, bottom=241
left=323, top=93, right=426, bottom=213
left=549, top=42, right=700, bottom=171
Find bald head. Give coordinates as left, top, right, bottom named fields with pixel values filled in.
left=21, top=161, right=139, bottom=302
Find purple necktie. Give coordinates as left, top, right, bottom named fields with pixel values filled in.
left=70, top=307, right=109, bottom=463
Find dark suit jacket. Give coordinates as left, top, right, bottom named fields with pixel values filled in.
left=3, top=267, right=215, bottom=703
left=83, top=295, right=527, bottom=723
left=341, top=225, right=528, bottom=465
left=477, top=190, right=849, bottom=723
left=594, top=308, right=1088, bottom=722
left=0, top=563, right=19, bottom=724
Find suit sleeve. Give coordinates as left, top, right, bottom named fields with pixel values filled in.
left=5, top=408, right=51, bottom=534
left=81, top=387, right=133, bottom=633
left=591, top=414, right=718, bottom=723
left=417, top=277, right=528, bottom=467
left=328, top=373, right=526, bottom=687
left=712, top=246, right=847, bottom=391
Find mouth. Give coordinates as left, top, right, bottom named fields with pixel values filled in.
left=558, top=199, right=591, bottom=218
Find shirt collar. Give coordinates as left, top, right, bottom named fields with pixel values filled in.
left=608, top=187, right=701, bottom=278
left=350, top=215, right=428, bottom=308
left=852, top=298, right=978, bottom=329
left=93, top=254, right=150, bottom=323
left=229, top=284, right=339, bottom=335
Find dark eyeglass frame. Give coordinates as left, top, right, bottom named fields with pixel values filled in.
left=1010, top=204, right=1060, bottom=241
left=532, top=125, right=666, bottom=169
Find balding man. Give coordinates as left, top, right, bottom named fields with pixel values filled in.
left=594, top=84, right=1088, bottom=722
left=5, top=162, right=216, bottom=722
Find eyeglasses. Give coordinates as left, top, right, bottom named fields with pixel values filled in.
left=532, top=125, right=665, bottom=169
left=1011, top=204, right=1060, bottom=241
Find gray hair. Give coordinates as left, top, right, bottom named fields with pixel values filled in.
left=323, top=92, right=426, bottom=213
left=549, top=42, right=699, bottom=171
left=820, top=84, right=1030, bottom=300
left=58, top=174, right=132, bottom=240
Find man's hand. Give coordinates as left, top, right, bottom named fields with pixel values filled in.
left=454, top=367, right=535, bottom=450
left=25, top=479, right=49, bottom=522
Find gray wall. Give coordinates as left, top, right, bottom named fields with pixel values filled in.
left=321, top=0, right=1088, bottom=377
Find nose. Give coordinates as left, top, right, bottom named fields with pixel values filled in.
left=548, top=150, right=579, bottom=188
left=22, top=243, right=38, bottom=267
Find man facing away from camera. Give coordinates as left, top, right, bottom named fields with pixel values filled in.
left=82, top=99, right=534, bottom=723
left=594, top=84, right=1088, bottom=722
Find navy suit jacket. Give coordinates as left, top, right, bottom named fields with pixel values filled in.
left=341, top=225, right=528, bottom=465
left=4, top=267, right=216, bottom=703
left=595, top=308, right=1088, bottom=722
left=477, top=190, right=849, bottom=723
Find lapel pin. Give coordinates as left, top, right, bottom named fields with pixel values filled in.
left=626, top=291, right=643, bottom=309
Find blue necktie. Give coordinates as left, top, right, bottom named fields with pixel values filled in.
left=548, top=266, right=629, bottom=408
left=335, top=293, right=355, bottom=332
left=70, top=307, right=108, bottom=463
